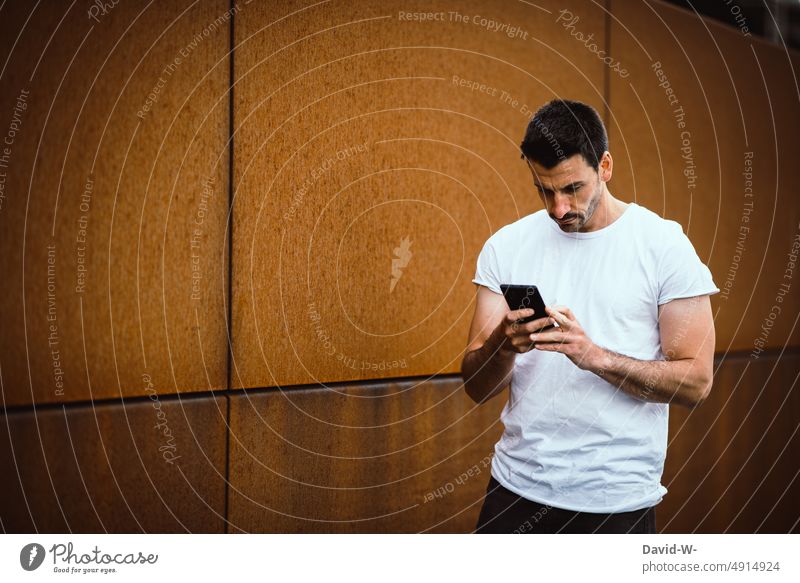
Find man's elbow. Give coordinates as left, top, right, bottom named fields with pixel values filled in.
left=683, top=376, right=713, bottom=409
left=461, top=353, right=483, bottom=404
left=460, top=368, right=483, bottom=404
left=462, top=380, right=481, bottom=404
left=462, top=375, right=510, bottom=405
left=460, top=346, right=512, bottom=404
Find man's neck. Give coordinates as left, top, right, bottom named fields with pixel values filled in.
left=583, top=192, right=628, bottom=232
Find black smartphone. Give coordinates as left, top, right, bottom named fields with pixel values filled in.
left=500, top=284, right=554, bottom=329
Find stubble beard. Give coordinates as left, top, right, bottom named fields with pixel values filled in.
left=561, top=180, right=603, bottom=232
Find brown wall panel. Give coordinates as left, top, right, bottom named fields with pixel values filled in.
left=0, top=395, right=227, bottom=532
left=231, top=0, right=608, bottom=389
left=227, top=377, right=505, bottom=532
left=0, top=1, right=231, bottom=406
left=608, top=0, right=800, bottom=352
left=659, top=351, right=800, bottom=533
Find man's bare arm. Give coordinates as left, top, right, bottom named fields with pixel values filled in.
left=462, top=328, right=515, bottom=404
left=530, top=295, right=716, bottom=408
left=592, top=294, right=715, bottom=407
left=587, top=347, right=710, bottom=408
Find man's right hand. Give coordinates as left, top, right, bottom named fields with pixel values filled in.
left=493, top=309, right=556, bottom=354
left=462, top=287, right=555, bottom=404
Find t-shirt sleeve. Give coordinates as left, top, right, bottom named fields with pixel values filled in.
left=472, top=236, right=503, bottom=294
left=657, top=222, right=720, bottom=305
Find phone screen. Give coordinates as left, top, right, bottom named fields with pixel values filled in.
left=500, top=284, right=554, bottom=329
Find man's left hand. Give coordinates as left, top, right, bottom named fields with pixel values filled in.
left=528, top=305, right=600, bottom=370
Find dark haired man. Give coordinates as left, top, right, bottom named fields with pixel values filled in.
left=462, top=99, right=719, bottom=533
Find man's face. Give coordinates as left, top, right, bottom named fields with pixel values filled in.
left=526, top=153, right=606, bottom=233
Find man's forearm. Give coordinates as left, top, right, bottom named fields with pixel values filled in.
left=462, top=331, right=516, bottom=404
left=585, top=345, right=711, bottom=408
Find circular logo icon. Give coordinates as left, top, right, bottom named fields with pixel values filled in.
left=20, top=543, right=46, bottom=571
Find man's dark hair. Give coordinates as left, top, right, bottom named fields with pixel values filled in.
left=520, top=99, right=608, bottom=170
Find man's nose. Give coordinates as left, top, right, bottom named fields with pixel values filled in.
left=551, top=193, right=572, bottom=219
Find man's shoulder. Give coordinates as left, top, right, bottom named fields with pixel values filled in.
left=629, top=202, right=684, bottom=237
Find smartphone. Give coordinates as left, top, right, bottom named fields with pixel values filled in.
left=500, top=284, right=554, bottom=329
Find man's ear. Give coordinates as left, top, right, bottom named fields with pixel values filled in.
left=598, top=151, right=613, bottom=182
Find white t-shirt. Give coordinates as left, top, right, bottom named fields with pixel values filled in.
left=472, top=202, right=719, bottom=513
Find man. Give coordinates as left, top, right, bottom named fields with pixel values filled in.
left=462, top=99, right=719, bottom=534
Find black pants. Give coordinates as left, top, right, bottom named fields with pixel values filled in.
left=475, top=476, right=657, bottom=533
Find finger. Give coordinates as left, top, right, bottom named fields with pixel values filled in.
left=506, top=308, right=535, bottom=323
left=520, top=316, right=556, bottom=333
left=529, top=330, right=568, bottom=344
left=511, top=338, right=535, bottom=353
left=545, top=306, right=571, bottom=329
left=551, top=305, right=576, bottom=320
left=533, top=341, right=559, bottom=352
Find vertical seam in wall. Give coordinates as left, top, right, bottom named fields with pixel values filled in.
left=224, top=0, right=235, bottom=535
left=223, top=394, right=231, bottom=533
left=604, top=0, right=611, bottom=128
